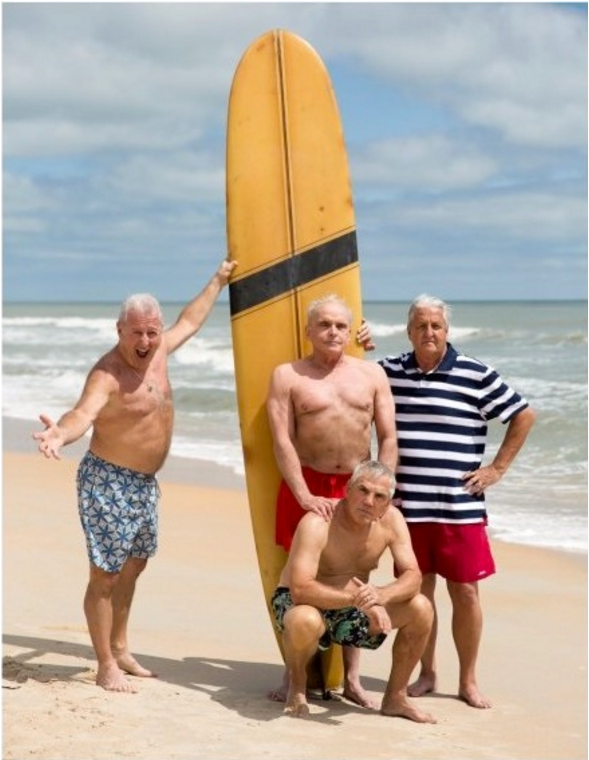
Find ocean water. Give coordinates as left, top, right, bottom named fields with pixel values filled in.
left=3, top=300, right=587, bottom=554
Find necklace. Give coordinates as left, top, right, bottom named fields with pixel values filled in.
left=129, top=366, right=153, bottom=393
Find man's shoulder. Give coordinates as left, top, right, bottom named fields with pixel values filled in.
left=91, top=348, right=120, bottom=376
left=384, top=501, right=405, bottom=524
left=345, top=354, right=379, bottom=372
left=270, top=359, right=300, bottom=378
left=379, top=351, right=411, bottom=363
left=341, top=353, right=388, bottom=372
left=448, top=345, right=492, bottom=374
left=292, top=510, right=331, bottom=547
left=300, top=510, right=328, bottom=527
left=379, top=504, right=410, bottom=543
left=378, top=352, right=413, bottom=373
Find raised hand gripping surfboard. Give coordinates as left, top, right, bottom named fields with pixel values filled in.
left=226, top=29, right=364, bottom=693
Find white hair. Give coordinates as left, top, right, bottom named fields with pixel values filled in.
left=407, top=293, right=451, bottom=328
left=349, top=460, right=395, bottom=497
left=307, top=294, right=353, bottom=325
left=118, top=293, right=163, bottom=324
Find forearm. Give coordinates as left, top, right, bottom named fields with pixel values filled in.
left=376, top=569, right=422, bottom=607
left=273, top=440, right=311, bottom=505
left=377, top=435, right=399, bottom=471
left=55, top=409, right=93, bottom=445
left=177, top=272, right=225, bottom=330
left=166, top=264, right=234, bottom=354
left=294, top=572, right=420, bottom=611
left=491, top=407, right=536, bottom=476
left=291, top=580, right=354, bottom=609
left=374, top=382, right=399, bottom=471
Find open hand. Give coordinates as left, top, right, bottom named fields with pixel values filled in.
left=32, top=414, right=64, bottom=460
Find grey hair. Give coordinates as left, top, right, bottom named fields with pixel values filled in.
left=349, top=460, right=395, bottom=497
left=118, top=293, right=163, bottom=324
left=307, top=294, right=353, bottom=325
left=407, top=293, right=451, bottom=328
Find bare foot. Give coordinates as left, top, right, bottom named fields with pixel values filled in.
left=284, top=693, right=310, bottom=718
left=381, top=696, right=437, bottom=723
left=268, top=686, right=287, bottom=702
left=459, top=685, right=492, bottom=709
left=407, top=673, right=436, bottom=698
left=267, top=669, right=289, bottom=702
left=343, top=681, right=377, bottom=709
left=96, top=663, right=137, bottom=693
left=115, top=652, right=156, bottom=678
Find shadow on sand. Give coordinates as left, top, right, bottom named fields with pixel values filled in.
left=3, top=633, right=419, bottom=724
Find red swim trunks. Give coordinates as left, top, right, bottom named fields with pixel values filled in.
left=275, top=467, right=350, bottom=551
left=405, top=521, right=496, bottom=583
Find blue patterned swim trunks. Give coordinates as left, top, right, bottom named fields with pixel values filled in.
left=271, top=587, right=387, bottom=651
left=76, top=450, right=159, bottom=573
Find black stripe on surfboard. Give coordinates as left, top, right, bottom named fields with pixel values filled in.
left=229, top=230, right=358, bottom=316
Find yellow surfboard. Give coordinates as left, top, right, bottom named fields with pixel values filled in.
left=226, top=29, right=364, bottom=693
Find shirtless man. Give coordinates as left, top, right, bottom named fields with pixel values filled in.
left=33, top=259, right=236, bottom=693
left=266, top=295, right=398, bottom=707
left=272, top=460, right=435, bottom=721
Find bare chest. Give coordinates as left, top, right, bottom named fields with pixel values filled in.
left=292, top=372, right=374, bottom=417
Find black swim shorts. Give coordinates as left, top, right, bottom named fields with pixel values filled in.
left=271, top=586, right=387, bottom=651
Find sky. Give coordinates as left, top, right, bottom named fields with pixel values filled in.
left=2, top=1, right=587, bottom=303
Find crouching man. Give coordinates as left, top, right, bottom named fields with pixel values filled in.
left=271, top=460, right=436, bottom=722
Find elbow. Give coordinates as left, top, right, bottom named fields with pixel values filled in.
left=520, top=406, right=537, bottom=431
left=290, top=583, right=306, bottom=605
left=409, top=567, right=423, bottom=596
left=397, top=566, right=422, bottom=599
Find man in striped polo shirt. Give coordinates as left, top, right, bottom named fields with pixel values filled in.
left=378, top=294, right=535, bottom=709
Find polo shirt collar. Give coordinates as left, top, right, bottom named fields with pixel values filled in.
left=404, top=342, right=458, bottom=375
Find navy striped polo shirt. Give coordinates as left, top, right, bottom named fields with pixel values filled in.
left=378, top=343, right=529, bottom=524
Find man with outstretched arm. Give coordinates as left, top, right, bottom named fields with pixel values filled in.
left=33, top=259, right=236, bottom=693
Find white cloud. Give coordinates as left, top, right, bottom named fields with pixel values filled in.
left=327, top=3, right=587, bottom=150
left=395, top=189, right=587, bottom=243
left=104, top=150, right=225, bottom=204
left=2, top=2, right=586, bottom=301
left=353, top=134, right=497, bottom=191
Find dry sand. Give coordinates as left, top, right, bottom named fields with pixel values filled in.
left=2, top=447, right=587, bottom=759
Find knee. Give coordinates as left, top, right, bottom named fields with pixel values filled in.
left=448, top=581, right=479, bottom=610
left=284, top=606, right=324, bottom=645
left=133, top=558, right=148, bottom=576
left=126, top=556, right=148, bottom=579
left=409, top=593, right=434, bottom=630
left=88, top=565, right=120, bottom=595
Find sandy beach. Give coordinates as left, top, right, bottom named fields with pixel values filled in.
left=2, top=432, right=587, bottom=759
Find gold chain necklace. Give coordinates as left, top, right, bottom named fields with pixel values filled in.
left=128, top=366, right=153, bottom=393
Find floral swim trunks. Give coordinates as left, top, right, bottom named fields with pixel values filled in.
left=271, top=587, right=387, bottom=651
left=76, top=450, right=159, bottom=573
